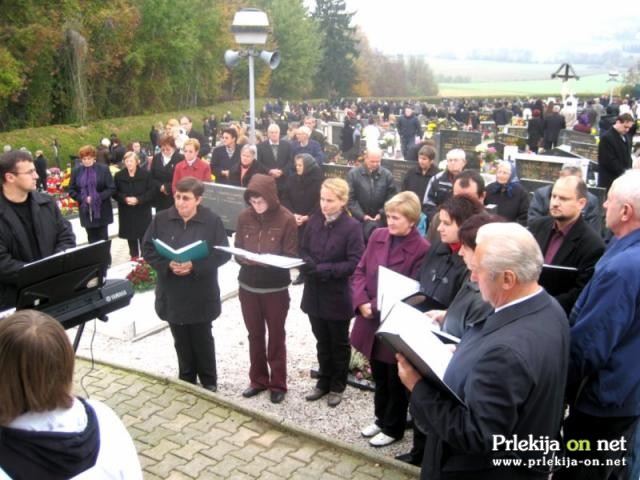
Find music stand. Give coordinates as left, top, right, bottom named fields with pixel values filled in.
left=16, top=240, right=111, bottom=350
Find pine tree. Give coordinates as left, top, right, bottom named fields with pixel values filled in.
left=312, top=0, right=359, bottom=97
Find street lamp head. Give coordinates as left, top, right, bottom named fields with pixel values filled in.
left=231, top=8, right=270, bottom=45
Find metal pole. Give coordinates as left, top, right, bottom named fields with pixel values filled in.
left=248, top=48, right=256, bottom=145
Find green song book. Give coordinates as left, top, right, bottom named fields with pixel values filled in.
left=152, top=238, right=209, bottom=262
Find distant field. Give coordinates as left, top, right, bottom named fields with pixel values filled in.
left=426, top=58, right=606, bottom=82
left=438, top=74, right=613, bottom=97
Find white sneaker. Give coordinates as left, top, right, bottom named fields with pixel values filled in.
left=360, top=423, right=381, bottom=437
left=369, top=432, right=397, bottom=447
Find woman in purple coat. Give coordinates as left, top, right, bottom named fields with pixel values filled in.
left=300, top=178, right=365, bottom=408
left=350, top=191, right=430, bottom=447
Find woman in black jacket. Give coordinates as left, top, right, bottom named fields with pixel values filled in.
left=68, top=145, right=116, bottom=245
left=113, top=151, right=156, bottom=259
left=282, top=153, right=323, bottom=284
left=484, top=160, right=529, bottom=225
left=150, top=135, right=184, bottom=210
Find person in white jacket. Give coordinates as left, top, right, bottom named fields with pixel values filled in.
left=0, top=310, right=142, bottom=480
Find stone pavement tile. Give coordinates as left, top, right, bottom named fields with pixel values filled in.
left=181, top=397, right=214, bottom=420
left=199, top=439, right=237, bottom=462
left=166, top=472, right=194, bottom=480
left=137, top=426, right=178, bottom=448
left=127, top=400, right=164, bottom=420
left=252, top=430, right=285, bottom=448
left=259, top=441, right=297, bottom=463
left=289, top=444, right=320, bottom=463
left=134, top=413, right=171, bottom=433
left=295, top=456, right=333, bottom=478
left=191, top=411, right=228, bottom=432
left=235, top=454, right=277, bottom=477
left=194, top=426, right=232, bottom=451
left=205, top=455, right=245, bottom=477
left=124, top=388, right=166, bottom=409
left=229, top=442, right=267, bottom=462
left=354, top=463, right=386, bottom=478
left=221, top=471, right=254, bottom=480
left=226, top=425, right=260, bottom=447
left=242, top=419, right=268, bottom=435
left=120, top=379, right=154, bottom=398
left=145, top=453, right=188, bottom=478
left=290, top=472, right=342, bottom=480
left=162, top=413, right=198, bottom=432
left=217, top=415, right=250, bottom=434
left=138, top=453, right=157, bottom=470
left=157, top=396, right=198, bottom=420
left=175, top=454, right=216, bottom=478
left=142, top=438, right=181, bottom=461
left=246, top=471, right=281, bottom=480
left=172, top=439, right=209, bottom=461
left=325, top=452, right=367, bottom=478
left=265, top=456, right=306, bottom=477
left=200, top=469, right=226, bottom=480
left=149, top=387, right=188, bottom=408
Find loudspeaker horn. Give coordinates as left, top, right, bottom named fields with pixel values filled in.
left=259, top=50, right=280, bottom=70
left=224, top=50, right=241, bottom=68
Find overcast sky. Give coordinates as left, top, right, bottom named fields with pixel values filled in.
left=305, top=1, right=638, bottom=58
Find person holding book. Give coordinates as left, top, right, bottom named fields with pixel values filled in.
left=299, top=178, right=365, bottom=407
left=234, top=174, right=298, bottom=404
left=351, top=191, right=429, bottom=447
left=397, top=223, right=569, bottom=479
left=0, top=310, right=142, bottom=479
left=398, top=195, right=486, bottom=465
left=142, top=177, right=231, bottom=392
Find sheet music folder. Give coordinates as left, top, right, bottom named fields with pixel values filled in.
left=376, top=301, right=465, bottom=406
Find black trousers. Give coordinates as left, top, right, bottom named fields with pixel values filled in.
left=308, top=315, right=350, bottom=393
left=127, top=238, right=141, bottom=258
left=371, top=358, right=407, bottom=440
left=168, top=322, right=217, bottom=387
left=554, top=409, right=638, bottom=480
left=86, top=225, right=109, bottom=243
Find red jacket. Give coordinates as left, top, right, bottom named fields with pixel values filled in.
left=172, top=159, right=211, bottom=194
left=350, top=227, right=429, bottom=363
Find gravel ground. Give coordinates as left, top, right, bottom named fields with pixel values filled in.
left=71, top=260, right=414, bottom=460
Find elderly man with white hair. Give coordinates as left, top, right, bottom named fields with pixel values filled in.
left=556, top=169, right=640, bottom=480
left=290, top=125, right=324, bottom=165
left=398, top=222, right=569, bottom=479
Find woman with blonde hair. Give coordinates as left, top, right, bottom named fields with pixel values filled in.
left=299, top=178, right=365, bottom=407
left=350, top=191, right=429, bottom=447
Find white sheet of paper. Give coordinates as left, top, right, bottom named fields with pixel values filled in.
left=377, top=266, right=420, bottom=320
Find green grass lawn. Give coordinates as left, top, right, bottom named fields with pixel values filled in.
left=439, top=74, right=613, bottom=97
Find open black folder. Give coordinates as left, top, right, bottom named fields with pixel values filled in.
left=538, top=264, right=578, bottom=297
left=376, top=301, right=465, bottom=406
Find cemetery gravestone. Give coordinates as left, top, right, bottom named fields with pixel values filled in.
left=201, top=182, right=246, bottom=231
left=438, top=129, right=482, bottom=170
left=515, top=155, right=566, bottom=182
left=570, top=141, right=598, bottom=162
left=505, top=126, right=529, bottom=139
left=480, top=121, right=497, bottom=136
left=558, top=129, right=596, bottom=146
left=381, top=158, right=415, bottom=189
left=321, top=163, right=351, bottom=180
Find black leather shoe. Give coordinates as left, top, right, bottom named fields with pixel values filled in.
left=305, top=387, right=328, bottom=401
left=202, top=384, right=217, bottom=392
left=270, top=390, right=285, bottom=404
left=242, top=386, right=266, bottom=398
left=395, top=452, right=422, bottom=466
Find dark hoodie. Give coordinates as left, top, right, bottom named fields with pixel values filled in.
left=0, top=398, right=99, bottom=480
left=235, top=174, right=298, bottom=289
left=282, top=153, right=323, bottom=215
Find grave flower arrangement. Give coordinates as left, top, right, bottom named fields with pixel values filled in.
left=349, top=349, right=372, bottom=381
left=47, top=167, right=79, bottom=216
left=379, top=132, right=395, bottom=150
left=126, top=258, right=157, bottom=293
left=476, top=144, right=499, bottom=174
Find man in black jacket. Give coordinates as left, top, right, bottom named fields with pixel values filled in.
left=180, top=115, right=210, bottom=158
left=542, top=105, right=566, bottom=150
left=396, top=106, right=422, bottom=160
left=597, top=113, right=634, bottom=192
left=0, top=150, right=76, bottom=309
left=346, top=148, right=397, bottom=240
left=528, top=176, right=604, bottom=315
left=401, top=145, right=438, bottom=202
left=257, top=124, right=293, bottom=198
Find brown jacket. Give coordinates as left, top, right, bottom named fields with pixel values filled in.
left=235, top=174, right=298, bottom=289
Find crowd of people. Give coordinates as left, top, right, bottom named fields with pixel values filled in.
left=1, top=94, right=639, bottom=478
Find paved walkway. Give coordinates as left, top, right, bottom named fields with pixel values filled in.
left=74, top=358, right=419, bottom=480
